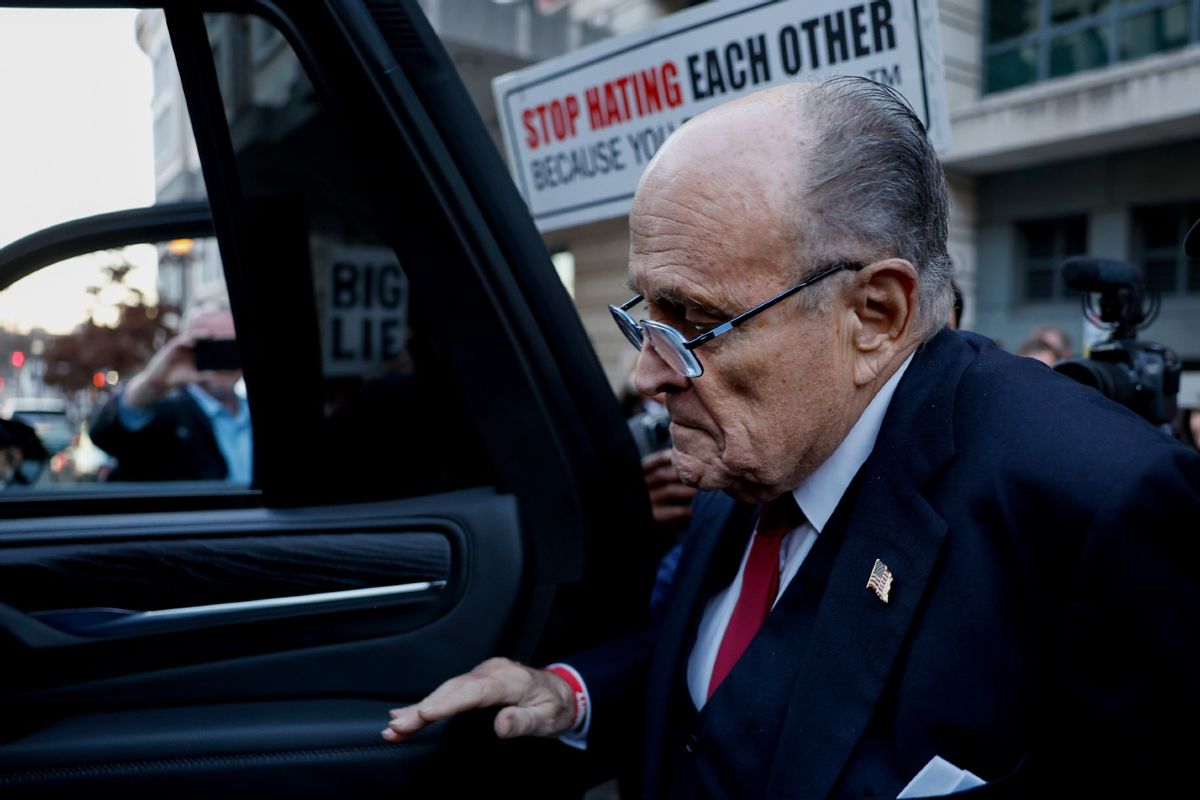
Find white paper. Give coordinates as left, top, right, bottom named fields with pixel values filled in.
left=897, top=755, right=985, bottom=798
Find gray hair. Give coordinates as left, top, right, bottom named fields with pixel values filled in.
left=794, top=76, right=953, bottom=341
left=181, top=297, right=233, bottom=333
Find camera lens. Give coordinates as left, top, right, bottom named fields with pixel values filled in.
left=1054, top=358, right=1137, bottom=408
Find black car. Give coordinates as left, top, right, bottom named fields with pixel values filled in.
left=0, top=2, right=658, bottom=795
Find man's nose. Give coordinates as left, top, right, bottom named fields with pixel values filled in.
left=633, top=342, right=690, bottom=397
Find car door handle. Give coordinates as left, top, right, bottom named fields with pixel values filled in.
left=28, top=580, right=448, bottom=638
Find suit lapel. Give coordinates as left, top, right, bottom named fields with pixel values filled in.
left=642, top=492, right=754, bottom=792
left=764, top=329, right=975, bottom=799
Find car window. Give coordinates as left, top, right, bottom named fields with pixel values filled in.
left=0, top=10, right=258, bottom=496
left=0, top=236, right=252, bottom=491
left=201, top=12, right=495, bottom=503
left=0, top=9, right=500, bottom=504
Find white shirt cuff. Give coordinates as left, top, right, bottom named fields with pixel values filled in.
left=547, top=662, right=591, bottom=751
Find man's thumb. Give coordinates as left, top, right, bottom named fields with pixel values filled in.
left=494, top=706, right=535, bottom=738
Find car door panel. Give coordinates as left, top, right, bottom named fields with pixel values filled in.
left=1, top=488, right=520, bottom=696
left=0, top=491, right=526, bottom=795
left=0, top=196, right=531, bottom=793
left=0, top=1, right=659, bottom=795
left=0, top=700, right=452, bottom=797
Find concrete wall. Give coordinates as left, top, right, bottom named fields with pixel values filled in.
left=973, top=140, right=1200, bottom=359
left=938, top=0, right=983, bottom=330
left=938, top=0, right=982, bottom=111
left=944, top=42, right=1200, bottom=174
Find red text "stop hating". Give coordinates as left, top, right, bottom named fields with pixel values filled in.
left=521, top=61, right=685, bottom=150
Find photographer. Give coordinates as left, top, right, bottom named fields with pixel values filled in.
left=90, top=300, right=251, bottom=483
left=1051, top=255, right=1183, bottom=431
left=624, top=370, right=698, bottom=535
left=625, top=380, right=696, bottom=620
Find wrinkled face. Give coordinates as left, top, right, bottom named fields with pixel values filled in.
left=627, top=106, right=860, bottom=502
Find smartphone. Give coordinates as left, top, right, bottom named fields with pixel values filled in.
left=193, top=338, right=241, bottom=372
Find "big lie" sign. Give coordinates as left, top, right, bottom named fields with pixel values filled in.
left=493, top=0, right=946, bottom=233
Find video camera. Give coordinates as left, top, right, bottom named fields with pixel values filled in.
left=1052, top=256, right=1181, bottom=428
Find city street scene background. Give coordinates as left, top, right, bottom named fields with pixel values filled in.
left=0, top=0, right=1198, bottom=485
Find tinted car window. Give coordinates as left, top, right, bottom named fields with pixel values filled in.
left=201, top=12, right=494, bottom=502
left=0, top=11, right=259, bottom=495
left=0, top=236, right=252, bottom=490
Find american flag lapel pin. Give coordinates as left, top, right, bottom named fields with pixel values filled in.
left=866, top=558, right=893, bottom=603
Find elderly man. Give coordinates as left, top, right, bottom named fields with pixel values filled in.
left=385, top=79, right=1200, bottom=797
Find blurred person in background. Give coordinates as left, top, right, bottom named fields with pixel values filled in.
left=1016, top=325, right=1072, bottom=366
left=622, top=360, right=698, bottom=537
left=90, top=300, right=251, bottom=482
left=1015, top=336, right=1059, bottom=367
left=1030, top=325, right=1071, bottom=360
left=1175, top=406, right=1200, bottom=452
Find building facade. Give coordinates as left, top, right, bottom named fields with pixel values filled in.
left=136, top=10, right=228, bottom=311
left=137, top=0, right=1200, bottom=407
left=519, top=0, right=1200, bottom=410
left=942, top=0, right=1200, bottom=376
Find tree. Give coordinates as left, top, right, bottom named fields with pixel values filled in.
left=41, top=253, right=178, bottom=395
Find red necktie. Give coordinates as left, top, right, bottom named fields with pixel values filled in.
left=707, top=493, right=804, bottom=700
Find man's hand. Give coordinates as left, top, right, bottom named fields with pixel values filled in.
left=382, top=657, right=576, bottom=743
left=123, top=335, right=200, bottom=409
left=643, top=449, right=698, bottom=531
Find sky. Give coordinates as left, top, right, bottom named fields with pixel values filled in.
left=0, top=9, right=158, bottom=334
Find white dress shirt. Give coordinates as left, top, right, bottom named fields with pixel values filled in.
left=117, top=381, right=253, bottom=484
left=561, top=354, right=914, bottom=746
left=685, top=354, right=913, bottom=709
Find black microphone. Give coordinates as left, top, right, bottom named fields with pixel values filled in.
left=1061, top=257, right=1144, bottom=293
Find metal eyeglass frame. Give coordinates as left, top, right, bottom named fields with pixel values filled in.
left=609, top=261, right=864, bottom=379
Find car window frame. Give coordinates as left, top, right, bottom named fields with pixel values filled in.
left=0, top=200, right=266, bottom=515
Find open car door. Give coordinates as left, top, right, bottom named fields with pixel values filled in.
left=0, top=2, right=658, bottom=796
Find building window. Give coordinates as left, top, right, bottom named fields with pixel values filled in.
left=985, top=0, right=1200, bottom=93
left=1131, top=202, right=1200, bottom=294
left=1018, top=215, right=1088, bottom=301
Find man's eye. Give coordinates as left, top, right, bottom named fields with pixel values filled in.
left=685, top=318, right=718, bottom=334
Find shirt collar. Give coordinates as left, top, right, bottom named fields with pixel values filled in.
left=186, top=383, right=248, bottom=422
left=791, top=352, right=914, bottom=533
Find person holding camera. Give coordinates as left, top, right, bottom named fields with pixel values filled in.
left=90, top=299, right=251, bottom=483
left=626, top=391, right=698, bottom=535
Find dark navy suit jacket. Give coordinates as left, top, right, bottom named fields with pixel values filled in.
left=89, top=391, right=229, bottom=482
left=572, top=328, right=1200, bottom=799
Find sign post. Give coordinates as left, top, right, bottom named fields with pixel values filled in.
left=494, top=0, right=947, bottom=233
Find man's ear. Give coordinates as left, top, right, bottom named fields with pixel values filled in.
left=849, top=259, right=918, bottom=387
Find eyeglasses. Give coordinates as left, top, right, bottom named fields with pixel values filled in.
left=609, top=261, right=863, bottom=379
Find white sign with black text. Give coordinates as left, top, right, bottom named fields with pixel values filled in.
left=320, top=244, right=409, bottom=378
left=493, top=0, right=947, bottom=233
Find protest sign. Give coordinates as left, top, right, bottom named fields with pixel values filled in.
left=494, top=0, right=947, bottom=232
